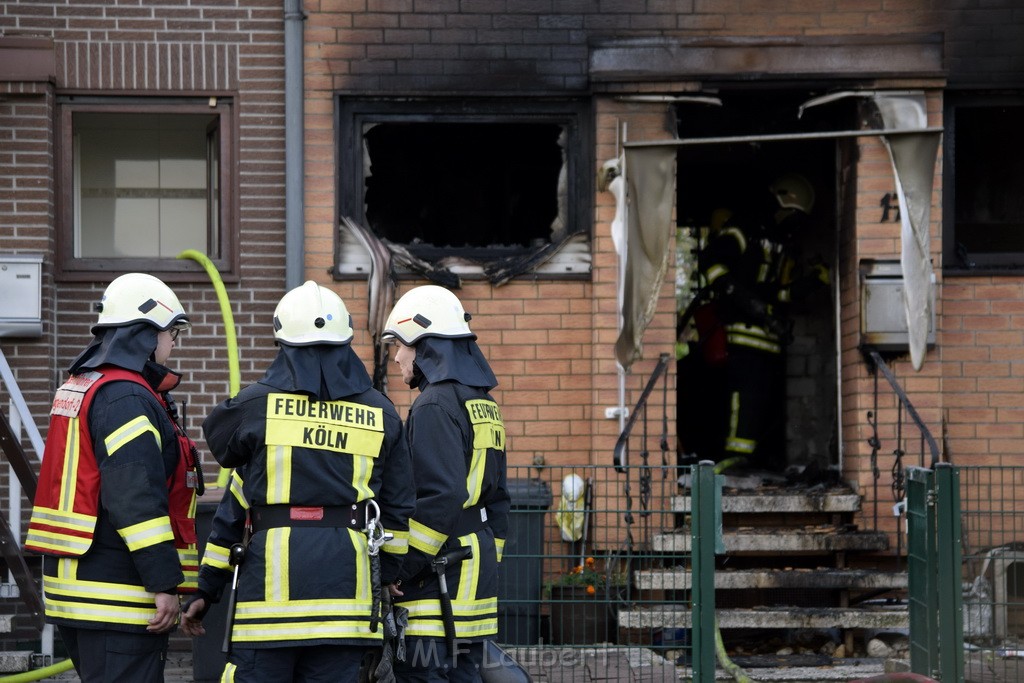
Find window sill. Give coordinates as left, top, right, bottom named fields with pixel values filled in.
left=56, top=259, right=239, bottom=284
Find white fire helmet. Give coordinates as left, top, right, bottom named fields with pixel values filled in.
left=769, top=173, right=815, bottom=214
left=93, top=273, right=190, bottom=333
left=273, top=281, right=354, bottom=346
left=381, top=285, right=474, bottom=346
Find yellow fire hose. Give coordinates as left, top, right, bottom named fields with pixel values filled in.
left=715, top=619, right=759, bottom=683
left=711, top=458, right=758, bottom=682
left=0, top=658, right=74, bottom=682
left=177, top=249, right=240, bottom=489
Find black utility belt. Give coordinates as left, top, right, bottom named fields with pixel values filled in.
left=250, top=502, right=368, bottom=532
left=451, top=505, right=489, bottom=537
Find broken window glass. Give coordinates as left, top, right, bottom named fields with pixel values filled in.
left=335, top=100, right=592, bottom=284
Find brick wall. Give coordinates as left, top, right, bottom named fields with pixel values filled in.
left=0, top=0, right=289, bottom=447
left=943, top=0, right=1024, bottom=88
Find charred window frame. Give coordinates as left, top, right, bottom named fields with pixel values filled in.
left=943, top=92, right=1024, bottom=274
left=56, top=96, right=237, bottom=283
left=335, top=99, right=592, bottom=281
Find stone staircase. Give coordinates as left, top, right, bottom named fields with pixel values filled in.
left=0, top=587, right=33, bottom=673
left=620, top=480, right=909, bottom=673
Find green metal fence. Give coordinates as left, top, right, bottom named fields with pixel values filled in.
left=956, top=465, right=1024, bottom=683
left=503, top=459, right=1024, bottom=683
left=497, top=463, right=697, bottom=682
left=907, top=463, right=964, bottom=682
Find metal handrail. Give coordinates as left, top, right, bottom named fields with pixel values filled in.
left=867, top=350, right=940, bottom=467
left=612, top=352, right=671, bottom=473
left=866, top=349, right=941, bottom=568
left=0, top=348, right=46, bottom=630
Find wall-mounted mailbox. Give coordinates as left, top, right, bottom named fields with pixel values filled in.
left=0, top=254, right=43, bottom=339
left=859, top=259, right=935, bottom=352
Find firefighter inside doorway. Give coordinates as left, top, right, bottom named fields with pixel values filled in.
left=677, top=171, right=831, bottom=479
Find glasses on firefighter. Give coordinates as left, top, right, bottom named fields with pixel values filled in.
left=169, top=328, right=181, bottom=342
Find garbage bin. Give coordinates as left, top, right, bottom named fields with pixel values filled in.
left=192, top=495, right=230, bottom=682
left=497, top=477, right=552, bottom=645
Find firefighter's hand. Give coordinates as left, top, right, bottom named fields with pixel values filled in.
left=388, top=582, right=404, bottom=597
left=147, top=592, right=180, bottom=634
left=180, top=596, right=208, bottom=637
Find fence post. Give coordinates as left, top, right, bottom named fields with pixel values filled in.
left=934, top=462, right=964, bottom=683
left=907, top=466, right=939, bottom=678
left=691, top=461, right=717, bottom=682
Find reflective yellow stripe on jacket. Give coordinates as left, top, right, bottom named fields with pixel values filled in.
left=229, top=528, right=380, bottom=644
left=25, top=416, right=93, bottom=555
left=401, top=596, right=499, bottom=639
left=43, top=559, right=164, bottom=627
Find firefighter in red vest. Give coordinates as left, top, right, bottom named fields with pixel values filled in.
left=382, top=285, right=510, bottom=683
left=26, top=273, right=200, bottom=682
left=180, top=281, right=415, bottom=682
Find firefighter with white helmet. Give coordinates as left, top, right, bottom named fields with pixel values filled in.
left=92, top=272, right=192, bottom=332
left=26, top=273, right=200, bottom=682
left=685, top=172, right=829, bottom=473
left=381, top=284, right=475, bottom=345
left=181, top=281, right=415, bottom=682
left=769, top=172, right=816, bottom=215
left=382, top=285, right=510, bottom=682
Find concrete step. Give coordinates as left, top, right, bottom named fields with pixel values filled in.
left=634, top=567, right=909, bottom=592
left=674, top=488, right=862, bottom=514
left=0, top=650, right=32, bottom=673
left=618, top=604, right=909, bottom=631
left=705, top=661, right=890, bottom=682
left=652, top=526, right=890, bottom=554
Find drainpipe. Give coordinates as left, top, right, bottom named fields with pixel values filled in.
left=284, top=0, right=305, bottom=290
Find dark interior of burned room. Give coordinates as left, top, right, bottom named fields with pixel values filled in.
left=363, top=121, right=564, bottom=252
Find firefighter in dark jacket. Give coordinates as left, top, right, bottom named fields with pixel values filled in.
left=180, top=281, right=415, bottom=682
left=26, top=273, right=199, bottom=682
left=698, top=173, right=827, bottom=469
left=382, top=285, right=510, bottom=683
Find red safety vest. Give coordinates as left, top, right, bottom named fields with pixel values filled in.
left=26, top=367, right=198, bottom=591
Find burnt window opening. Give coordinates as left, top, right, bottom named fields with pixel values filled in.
left=364, top=122, right=563, bottom=252
left=944, top=92, right=1024, bottom=273
left=336, top=99, right=592, bottom=283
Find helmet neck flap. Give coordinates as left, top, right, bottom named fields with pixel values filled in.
left=261, top=344, right=372, bottom=400
left=411, top=337, right=497, bottom=392
left=69, top=323, right=181, bottom=391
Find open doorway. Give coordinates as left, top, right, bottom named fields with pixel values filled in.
left=673, top=88, right=846, bottom=479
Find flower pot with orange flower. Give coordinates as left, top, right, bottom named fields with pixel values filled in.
left=544, top=557, right=626, bottom=645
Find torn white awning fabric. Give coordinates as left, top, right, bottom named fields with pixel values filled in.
left=613, top=145, right=676, bottom=370
left=873, top=92, right=941, bottom=371
left=802, top=90, right=941, bottom=370
left=616, top=91, right=941, bottom=371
